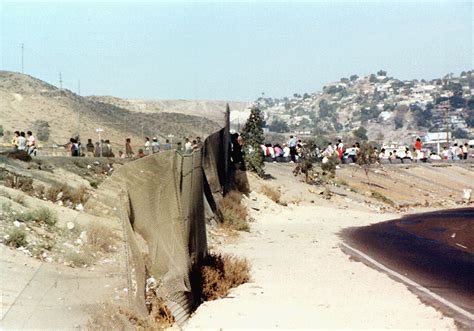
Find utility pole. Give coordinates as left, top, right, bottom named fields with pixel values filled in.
left=59, top=72, right=63, bottom=89
left=445, top=103, right=450, bottom=147
left=21, top=43, right=24, bottom=74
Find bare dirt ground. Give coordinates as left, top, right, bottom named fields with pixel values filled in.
left=186, top=162, right=473, bottom=329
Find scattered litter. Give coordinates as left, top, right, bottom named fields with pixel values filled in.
left=462, top=189, right=471, bottom=202
left=75, top=203, right=84, bottom=211
left=455, top=243, right=467, bottom=249
left=66, top=222, right=75, bottom=230
left=451, top=233, right=456, bottom=238
left=79, top=231, right=87, bottom=242
left=146, top=277, right=158, bottom=292
left=13, top=220, right=21, bottom=227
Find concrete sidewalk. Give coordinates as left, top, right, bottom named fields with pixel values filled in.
left=1, top=246, right=127, bottom=329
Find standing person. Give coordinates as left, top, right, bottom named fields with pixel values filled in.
left=144, top=137, right=151, bottom=154
left=105, top=140, right=113, bottom=157
left=17, top=132, right=27, bottom=151
left=86, top=139, right=94, bottom=157
left=125, top=138, right=134, bottom=158
left=184, top=137, right=193, bottom=153
left=94, top=142, right=101, bottom=157
left=462, top=143, right=469, bottom=159
left=151, top=137, right=160, bottom=153
left=11, top=131, right=20, bottom=151
left=288, top=135, right=297, bottom=163
left=26, top=131, right=36, bottom=156
left=415, top=137, right=422, bottom=160
left=163, top=139, right=172, bottom=150
left=70, top=138, right=79, bottom=157
left=196, top=136, right=203, bottom=149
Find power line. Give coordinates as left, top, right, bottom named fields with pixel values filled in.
left=21, top=43, right=24, bottom=74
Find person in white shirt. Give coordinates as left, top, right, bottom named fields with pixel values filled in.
left=144, top=137, right=151, bottom=154
left=26, top=131, right=36, bottom=156
left=282, top=144, right=290, bottom=158
left=462, top=143, right=469, bottom=160
left=184, top=138, right=193, bottom=153
left=17, top=132, right=27, bottom=151
left=151, top=137, right=160, bottom=153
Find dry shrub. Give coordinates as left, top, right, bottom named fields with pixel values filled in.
left=4, top=174, right=34, bottom=193
left=65, top=250, right=93, bottom=267
left=371, top=190, right=395, bottom=206
left=234, top=169, right=250, bottom=194
left=46, top=183, right=88, bottom=205
left=260, top=185, right=281, bottom=203
left=13, top=194, right=27, bottom=206
left=85, top=222, right=119, bottom=252
left=5, top=227, right=27, bottom=247
left=201, top=252, right=250, bottom=301
left=147, top=297, right=175, bottom=328
left=23, top=207, right=58, bottom=226
left=218, top=191, right=249, bottom=231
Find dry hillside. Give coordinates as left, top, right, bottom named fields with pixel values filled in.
left=87, top=96, right=251, bottom=126
left=0, top=71, right=222, bottom=147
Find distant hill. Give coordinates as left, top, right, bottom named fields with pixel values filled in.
left=0, top=71, right=224, bottom=148
left=257, top=71, right=474, bottom=144
left=87, top=96, right=251, bottom=126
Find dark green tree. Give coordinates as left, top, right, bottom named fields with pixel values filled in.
left=241, top=107, right=265, bottom=177
left=268, top=119, right=290, bottom=133
left=452, top=127, right=469, bottom=139
left=353, top=127, right=368, bottom=141
left=32, top=120, right=50, bottom=141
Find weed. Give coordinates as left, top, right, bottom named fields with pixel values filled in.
left=89, top=180, right=99, bottom=189
left=85, top=222, right=119, bottom=252
left=23, top=207, right=58, bottom=226
left=218, top=191, right=249, bottom=231
left=46, top=183, right=89, bottom=205
left=335, top=178, right=348, bottom=186
left=65, top=250, right=93, bottom=267
left=260, top=185, right=281, bottom=203
left=13, top=194, right=27, bottom=206
left=4, top=174, right=34, bottom=193
left=234, top=170, right=250, bottom=194
left=5, top=227, right=27, bottom=247
left=200, top=252, right=250, bottom=301
left=371, top=190, right=395, bottom=206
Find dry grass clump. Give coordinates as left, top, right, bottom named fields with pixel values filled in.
left=218, top=191, right=249, bottom=231
left=85, top=222, right=119, bottom=252
left=371, top=190, right=395, bottom=206
left=45, top=183, right=89, bottom=205
left=65, top=250, right=94, bottom=267
left=260, top=185, right=281, bottom=203
left=4, top=174, right=34, bottom=193
left=200, top=252, right=250, bottom=301
left=234, top=169, right=250, bottom=194
left=23, top=207, right=58, bottom=226
left=5, top=227, right=27, bottom=247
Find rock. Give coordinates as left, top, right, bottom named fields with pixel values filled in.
left=75, top=203, right=84, bottom=211
left=67, top=222, right=75, bottom=230
left=56, top=192, right=64, bottom=201
left=13, top=220, right=21, bottom=227
left=249, top=202, right=260, bottom=211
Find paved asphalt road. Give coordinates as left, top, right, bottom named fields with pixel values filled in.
left=342, top=208, right=474, bottom=328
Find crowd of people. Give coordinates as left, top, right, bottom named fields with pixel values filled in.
left=10, top=130, right=37, bottom=156
left=70, top=136, right=204, bottom=158
left=260, top=136, right=472, bottom=165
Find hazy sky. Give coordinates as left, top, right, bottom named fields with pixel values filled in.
left=1, top=1, right=472, bottom=101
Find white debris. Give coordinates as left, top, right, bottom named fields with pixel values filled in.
left=67, top=222, right=75, bottom=230
left=462, top=189, right=471, bottom=201
left=146, top=277, right=158, bottom=292
left=75, top=203, right=84, bottom=211
left=79, top=231, right=87, bottom=242
left=56, top=192, right=64, bottom=201
left=74, top=239, right=83, bottom=246
left=13, top=220, right=21, bottom=228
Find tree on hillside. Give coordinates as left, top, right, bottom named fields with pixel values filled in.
left=33, top=120, right=50, bottom=141
left=377, top=70, right=387, bottom=76
left=353, top=127, right=368, bottom=141
left=350, top=74, right=359, bottom=82
left=369, top=74, right=378, bottom=83
left=241, top=106, right=265, bottom=177
left=268, top=119, right=290, bottom=133
left=452, top=127, right=469, bottom=139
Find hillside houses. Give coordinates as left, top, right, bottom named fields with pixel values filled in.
left=255, top=70, right=473, bottom=143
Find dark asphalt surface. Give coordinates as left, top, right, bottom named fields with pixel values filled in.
left=342, top=208, right=474, bottom=328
